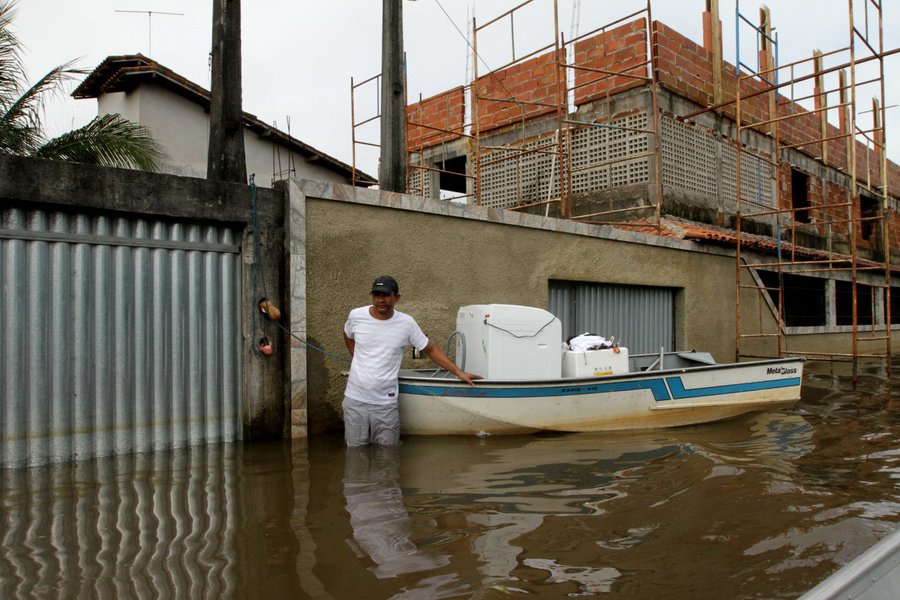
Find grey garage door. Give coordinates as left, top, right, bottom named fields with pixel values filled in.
left=550, top=280, right=675, bottom=354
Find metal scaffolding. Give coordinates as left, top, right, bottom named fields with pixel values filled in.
left=406, top=89, right=477, bottom=203
left=356, top=0, right=662, bottom=222
left=350, top=0, right=896, bottom=367
left=727, top=0, right=894, bottom=366
left=465, top=0, right=663, bottom=227
left=470, top=0, right=568, bottom=214
left=557, top=2, right=663, bottom=229
left=350, top=73, right=382, bottom=188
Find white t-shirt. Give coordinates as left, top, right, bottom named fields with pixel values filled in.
left=344, top=306, right=430, bottom=405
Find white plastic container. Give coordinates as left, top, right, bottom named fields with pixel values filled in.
left=455, top=304, right=562, bottom=380
left=561, top=347, right=630, bottom=378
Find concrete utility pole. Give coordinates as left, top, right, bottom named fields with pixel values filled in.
left=379, top=0, right=407, bottom=192
left=208, top=0, right=247, bottom=183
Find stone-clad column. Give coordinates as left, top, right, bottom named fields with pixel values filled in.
left=285, top=179, right=308, bottom=438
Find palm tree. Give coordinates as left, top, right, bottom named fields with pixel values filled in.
left=0, top=0, right=161, bottom=170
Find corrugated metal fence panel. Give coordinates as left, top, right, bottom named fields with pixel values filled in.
left=0, top=444, right=239, bottom=597
left=550, top=282, right=674, bottom=354
left=1, top=206, right=242, bottom=468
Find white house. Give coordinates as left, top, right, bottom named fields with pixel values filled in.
left=73, top=54, right=374, bottom=187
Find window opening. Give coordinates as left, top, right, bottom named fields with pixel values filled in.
left=836, top=280, right=874, bottom=326
left=791, top=169, right=811, bottom=224
left=758, top=271, right=826, bottom=327
left=859, top=193, right=879, bottom=241
left=438, top=155, right=468, bottom=197
left=890, top=287, right=899, bottom=324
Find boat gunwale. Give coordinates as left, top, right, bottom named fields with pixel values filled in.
left=398, top=356, right=805, bottom=387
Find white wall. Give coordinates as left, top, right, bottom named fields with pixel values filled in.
left=99, top=83, right=350, bottom=186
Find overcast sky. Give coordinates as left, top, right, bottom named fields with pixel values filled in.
left=12, top=0, right=900, bottom=175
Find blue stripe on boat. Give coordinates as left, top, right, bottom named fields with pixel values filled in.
left=399, top=376, right=801, bottom=402
left=400, top=379, right=672, bottom=400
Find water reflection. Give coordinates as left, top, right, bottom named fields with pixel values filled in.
left=389, top=413, right=821, bottom=596
left=0, top=360, right=897, bottom=599
left=0, top=446, right=239, bottom=598
left=343, top=445, right=448, bottom=579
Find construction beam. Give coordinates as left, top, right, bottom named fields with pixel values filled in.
left=813, top=50, right=828, bottom=164
left=703, top=0, right=723, bottom=105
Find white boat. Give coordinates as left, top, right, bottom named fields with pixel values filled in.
left=398, top=304, right=804, bottom=435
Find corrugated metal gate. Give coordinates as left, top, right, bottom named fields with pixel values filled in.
left=550, top=281, right=675, bottom=354
left=1, top=206, right=242, bottom=468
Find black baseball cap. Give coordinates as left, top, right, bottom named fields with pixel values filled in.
left=371, top=275, right=399, bottom=295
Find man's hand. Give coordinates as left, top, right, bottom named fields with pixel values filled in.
left=421, top=341, right=483, bottom=386
left=455, top=370, right=483, bottom=386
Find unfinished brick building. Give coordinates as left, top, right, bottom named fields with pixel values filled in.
left=381, top=0, right=899, bottom=362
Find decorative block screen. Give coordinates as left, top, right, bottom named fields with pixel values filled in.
left=474, top=113, right=650, bottom=209
left=660, top=114, right=774, bottom=213
left=721, top=142, right=775, bottom=212
left=420, top=111, right=774, bottom=212
left=660, top=116, right=718, bottom=196
left=407, top=164, right=433, bottom=198
left=474, top=134, right=565, bottom=209
left=570, top=112, right=650, bottom=195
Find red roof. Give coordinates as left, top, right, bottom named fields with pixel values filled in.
left=610, top=218, right=894, bottom=272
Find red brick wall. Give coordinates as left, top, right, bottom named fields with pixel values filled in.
left=573, top=18, right=648, bottom=105
left=473, top=49, right=564, bottom=134
left=781, top=166, right=848, bottom=239
left=403, top=16, right=900, bottom=250
left=654, top=21, right=716, bottom=108
left=654, top=21, right=772, bottom=127
left=406, top=87, right=466, bottom=151
left=652, top=18, right=900, bottom=249
left=403, top=16, right=900, bottom=200
left=823, top=180, right=849, bottom=239
left=890, top=208, right=898, bottom=251
left=784, top=166, right=900, bottom=254
left=771, top=98, right=900, bottom=199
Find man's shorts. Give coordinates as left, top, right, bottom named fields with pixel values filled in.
left=342, top=396, right=400, bottom=447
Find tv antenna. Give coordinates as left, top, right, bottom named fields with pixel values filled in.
left=115, top=9, right=184, bottom=57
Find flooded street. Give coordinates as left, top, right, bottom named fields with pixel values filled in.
left=2, top=360, right=898, bottom=599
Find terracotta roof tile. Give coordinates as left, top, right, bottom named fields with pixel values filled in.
left=611, top=217, right=895, bottom=272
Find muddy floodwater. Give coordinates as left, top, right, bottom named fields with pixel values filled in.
left=2, top=360, right=898, bottom=599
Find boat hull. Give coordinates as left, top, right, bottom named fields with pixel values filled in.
left=398, top=357, right=804, bottom=435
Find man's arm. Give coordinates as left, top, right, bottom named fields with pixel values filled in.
left=421, top=341, right=482, bottom=386
left=343, top=333, right=355, bottom=356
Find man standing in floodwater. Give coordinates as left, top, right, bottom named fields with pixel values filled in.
left=342, top=275, right=481, bottom=446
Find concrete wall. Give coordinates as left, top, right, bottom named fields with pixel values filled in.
left=0, top=154, right=287, bottom=443
left=295, top=180, right=899, bottom=435
left=296, top=180, right=742, bottom=434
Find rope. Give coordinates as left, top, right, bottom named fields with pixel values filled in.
left=271, top=319, right=352, bottom=364
left=248, top=173, right=350, bottom=364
